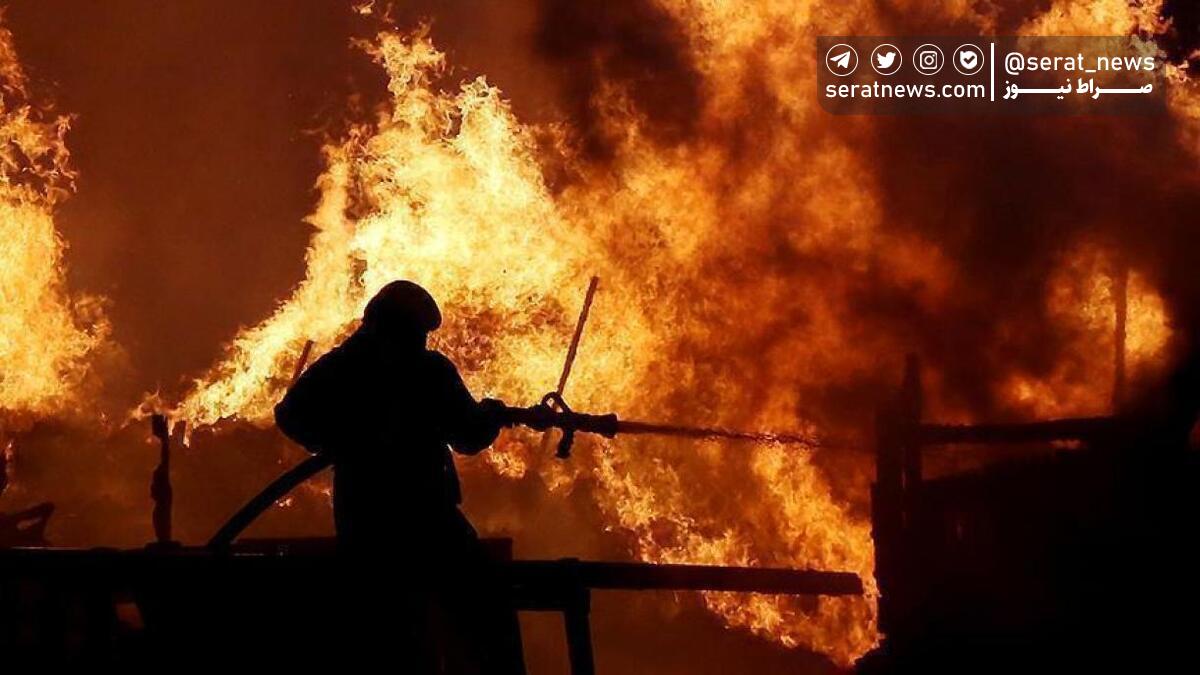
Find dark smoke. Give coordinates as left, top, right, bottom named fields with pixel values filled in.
left=1162, top=0, right=1200, bottom=65
left=871, top=111, right=1192, bottom=413
left=533, top=0, right=703, bottom=158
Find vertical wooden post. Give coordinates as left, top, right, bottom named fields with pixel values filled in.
left=149, top=414, right=175, bottom=547
left=873, top=355, right=923, bottom=637
left=0, top=433, right=10, bottom=498
left=899, top=354, right=924, bottom=495
left=1112, top=262, right=1128, bottom=414
left=872, top=406, right=900, bottom=635
left=485, top=538, right=529, bottom=675
left=563, top=588, right=596, bottom=675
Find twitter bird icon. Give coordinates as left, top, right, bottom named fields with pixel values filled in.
left=871, top=44, right=902, bottom=75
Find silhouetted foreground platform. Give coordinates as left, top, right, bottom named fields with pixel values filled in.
left=0, top=540, right=861, bottom=671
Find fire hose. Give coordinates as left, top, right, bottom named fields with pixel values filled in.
left=208, top=392, right=821, bottom=549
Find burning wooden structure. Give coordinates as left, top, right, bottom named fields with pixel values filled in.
left=1, top=415, right=862, bottom=672
left=4, top=348, right=1199, bottom=671
left=863, top=355, right=1199, bottom=671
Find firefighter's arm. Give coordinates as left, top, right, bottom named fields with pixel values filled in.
left=433, top=355, right=504, bottom=455
left=274, top=352, right=347, bottom=454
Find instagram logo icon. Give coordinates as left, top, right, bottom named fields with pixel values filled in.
left=913, top=43, right=944, bottom=75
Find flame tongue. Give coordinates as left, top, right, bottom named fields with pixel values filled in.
left=0, top=21, right=106, bottom=426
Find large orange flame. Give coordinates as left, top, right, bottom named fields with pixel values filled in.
left=0, top=21, right=107, bottom=430
left=172, top=25, right=878, bottom=663
left=170, top=0, right=1184, bottom=666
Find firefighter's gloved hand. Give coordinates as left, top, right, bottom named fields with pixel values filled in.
left=479, top=398, right=511, bottom=426
left=520, top=402, right=558, bottom=432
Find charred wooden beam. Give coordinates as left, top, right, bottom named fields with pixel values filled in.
left=506, top=559, right=863, bottom=597
left=0, top=547, right=862, bottom=597
left=918, top=416, right=1119, bottom=446
left=1, top=546, right=860, bottom=675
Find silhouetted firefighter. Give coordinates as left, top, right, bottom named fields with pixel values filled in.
left=274, top=280, right=521, bottom=673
